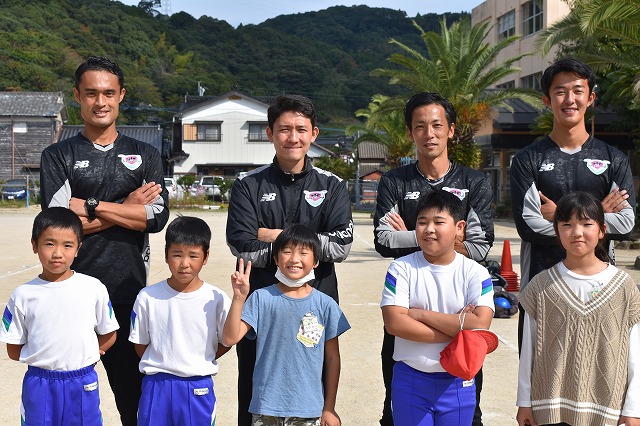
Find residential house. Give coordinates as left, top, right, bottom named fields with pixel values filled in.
left=0, top=92, right=67, bottom=180
left=356, top=141, right=387, bottom=181
left=172, top=90, right=331, bottom=179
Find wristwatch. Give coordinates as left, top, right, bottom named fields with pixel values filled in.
left=85, top=197, right=99, bottom=219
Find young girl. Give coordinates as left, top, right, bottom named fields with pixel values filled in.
left=516, top=191, right=640, bottom=426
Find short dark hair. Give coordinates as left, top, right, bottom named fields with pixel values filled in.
left=75, top=56, right=125, bottom=90
left=164, top=216, right=211, bottom=257
left=541, top=58, right=596, bottom=98
left=404, top=92, right=457, bottom=130
left=267, top=95, right=317, bottom=129
left=272, top=224, right=321, bottom=263
left=32, top=207, right=83, bottom=244
left=416, top=190, right=464, bottom=223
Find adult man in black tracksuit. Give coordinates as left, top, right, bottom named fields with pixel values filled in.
left=40, top=56, right=170, bottom=425
left=226, top=94, right=354, bottom=426
left=374, top=92, right=494, bottom=426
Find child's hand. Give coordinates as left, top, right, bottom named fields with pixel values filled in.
left=619, top=415, right=640, bottom=426
left=320, top=409, right=341, bottom=426
left=516, top=407, right=537, bottom=426
left=230, top=258, right=251, bottom=299
left=458, top=304, right=476, bottom=314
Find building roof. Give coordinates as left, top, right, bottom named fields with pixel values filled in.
left=57, top=125, right=165, bottom=153
left=176, top=90, right=274, bottom=115
left=358, top=163, right=386, bottom=178
left=356, top=141, right=387, bottom=160
left=0, top=92, right=67, bottom=119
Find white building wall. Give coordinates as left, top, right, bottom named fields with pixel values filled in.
left=174, top=97, right=274, bottom=174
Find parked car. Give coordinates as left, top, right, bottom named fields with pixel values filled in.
left=198, top=176, right=223, bottom=201
left=163, top=177, right=184, bottom=199
left=189, top=182, right=204, bottom=197
left=2, top=178, right=37, bottom=201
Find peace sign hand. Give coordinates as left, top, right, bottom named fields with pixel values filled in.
left=231, top=258, right=252, bottom=300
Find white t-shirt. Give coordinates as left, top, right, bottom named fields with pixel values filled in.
left=380, top=251, right=494, bottom=373
left=0, top=272, right=119, bottom=371
left=129, top=280, right=231, bottom=377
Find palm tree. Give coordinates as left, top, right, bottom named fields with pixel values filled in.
left=372, top=17, right=542, bottom=168
left=536, top=0, right=640, bottom=105
left=346, top=95, right=413, bottom=169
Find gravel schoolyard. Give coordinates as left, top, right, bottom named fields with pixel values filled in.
left=2, top=207, right=639, bottom=425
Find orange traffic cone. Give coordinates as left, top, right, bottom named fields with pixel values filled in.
left=500, top=240, right=520, bottom=292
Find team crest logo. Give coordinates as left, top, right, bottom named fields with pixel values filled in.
left=584, top=159, right=610, bottom=175
left=443, top=187, right=469, bottom=201
left=118, top=154, right=142, bottom=170
left=304, top=190, right=327, bottom=207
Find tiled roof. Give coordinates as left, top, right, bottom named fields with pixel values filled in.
left=0, top=92, right=67, bottom=118
left=57, top=125, right=164, bottom=152
left=356, top=141, right=387, bottom=160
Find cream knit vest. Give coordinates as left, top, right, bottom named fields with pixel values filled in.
left=521, top=266, right=640, bottom=426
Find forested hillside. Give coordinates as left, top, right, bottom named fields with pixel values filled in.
left=0, top=0, right=466, bottom=125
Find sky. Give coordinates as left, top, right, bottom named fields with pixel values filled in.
left=119, top=0, right=484, bottom=27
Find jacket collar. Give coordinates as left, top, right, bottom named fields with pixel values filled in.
left=271, top=156, right=312, bottom=182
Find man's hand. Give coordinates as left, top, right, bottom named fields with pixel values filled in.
left=124, top=182, right=162, bottom=205
left=69, top=197, right=87, bottom=217
left=386, top=212, right=408, bottom=231
left=230, top=258, right=251, bottom=300
left=257, top=227, right=282, bottom=243
left=539, top=191, right=556, bottom=222
left=602, top=187, right=629, bottom=213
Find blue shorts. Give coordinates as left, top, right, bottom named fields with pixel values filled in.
left=391, top=362, right=476, bottom=426
left=138, top=373, right=216, bottom=426
left=21, top=364, right=102, bottom=426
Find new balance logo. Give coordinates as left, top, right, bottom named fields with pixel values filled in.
left=404, top=192, right=420, bottom=200
left=260, top=193, right=277, bottom=202
left=539, top=163, right=555, bottom=172
left=74, top=160, right=89, bottom=169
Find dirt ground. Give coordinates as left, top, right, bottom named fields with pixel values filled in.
left=2, top=207, right=639, bottom=425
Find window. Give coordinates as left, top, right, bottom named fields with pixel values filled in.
left=496, top=80, right=515, bottom=90
left=521, top=72, right=542, bottom=90
left=196, top=123, right=221, bottom=141
left=498, top=10, right=516, bottom=41
left=248, top=123, right=269, bottom=142
left=522, top=0, right=543, bottom=36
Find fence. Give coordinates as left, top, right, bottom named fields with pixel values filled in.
left=346, top=179, right=379, bottom=211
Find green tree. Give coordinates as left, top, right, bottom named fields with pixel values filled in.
left=346, top=95, right=413, bottom=168
left=373, top=18, right=542, bottom=168
left=536, top=0, right=640, bottom=108
left=313, top=156, right=356, bottom=180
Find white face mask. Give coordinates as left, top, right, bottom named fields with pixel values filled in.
left=275, top=266, right=315, bottom=288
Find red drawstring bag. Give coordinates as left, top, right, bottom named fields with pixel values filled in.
left=440, top=312, right=499, bottom=381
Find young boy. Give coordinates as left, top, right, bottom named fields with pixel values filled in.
left=380, top=190, right=495, bottom=425
left=128, top=216, right=231, bottom=426
left=1, top=207, right=119, bottom=426
left=223, top=224, right=350, bottom=426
